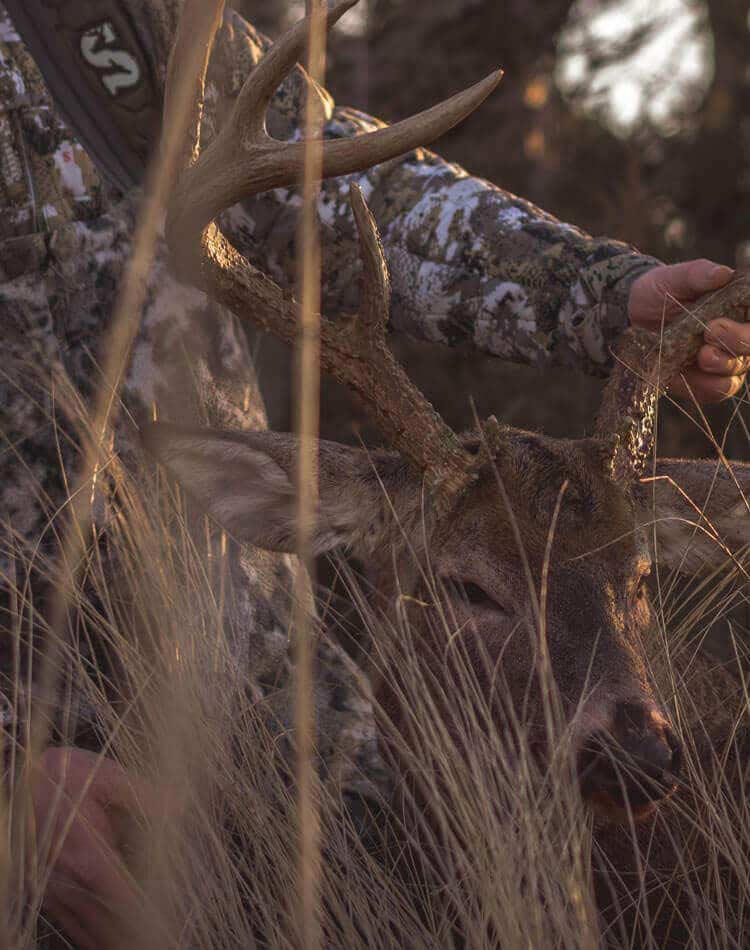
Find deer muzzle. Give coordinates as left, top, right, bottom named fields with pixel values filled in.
left=577, top=701, right=682, bottom=822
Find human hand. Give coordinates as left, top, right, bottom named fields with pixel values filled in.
left=29, top=746, right=149, bottom=950
left=628, top=259, right=748, bottom=403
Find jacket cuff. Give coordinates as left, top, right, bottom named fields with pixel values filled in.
left=604, top=255, right=663, bottom=331
left=571, top=253, right=662, bottom=375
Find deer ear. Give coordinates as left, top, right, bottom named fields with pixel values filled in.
left=635, top=459, right=750, bottom=574
left=142, top=423, right=416, bottom=556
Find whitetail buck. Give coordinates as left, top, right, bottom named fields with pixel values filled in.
left=145, top=0, right=750, bottom=942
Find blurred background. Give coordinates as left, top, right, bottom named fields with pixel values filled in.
left=241, top=0, right=750, bottom=459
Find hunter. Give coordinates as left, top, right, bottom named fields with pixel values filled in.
left=0, top=1, right=747, bottom=946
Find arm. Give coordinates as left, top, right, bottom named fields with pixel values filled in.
left=208, top=10, right=750, bottom=396
left=2, top=0, right=745, bottom=392
left=204, top=9, right=659, bottom=377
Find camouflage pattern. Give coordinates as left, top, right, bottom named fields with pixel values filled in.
left=202, top=8, right=661, bottom=376
left=0, top=2, right=393, bottom=812
left=0, top=8, right=105, bottom=239
left=0, top=1, right=660, bottom=810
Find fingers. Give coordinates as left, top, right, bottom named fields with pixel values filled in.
left=43, top=874, right=125, bottom=950
left=676, top=319, right=750, bottom=402
left=629, top=260, right=747, bottom=404
left=657, top=259, right=734, bottom=305
left=628, top=260, right=735, bottom=333
left=35, top=821, right=139, bottom=949
left=29, top=747, right=148, bottom=948
left=704, top=317, right=750, bottom=358
left=42, top=891, right=100, bottom=950
left=36, top=746, right=160, bottom=824
left=696, top=344, right=749, bottom=377
left=671, top=367, right=745, bottom=404
left=39, top=820, right=139, bottom=948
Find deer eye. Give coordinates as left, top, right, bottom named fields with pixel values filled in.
left=443, top=578, right=502, bottom=611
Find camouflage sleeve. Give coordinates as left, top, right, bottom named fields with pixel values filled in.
left=205, top=10, right=661, bottom=378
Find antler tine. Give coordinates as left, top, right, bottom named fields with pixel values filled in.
left=171, top=71, right=504, bottom=258
left=349, top=182, right=390, bottom=334
left=596, top=268, right=750, bottom=483
left=235, top=0, right=358, bottom=137
left=347, top=184, right=476, bottom=502
left=165, top=0, right=502, bottom=269
left=162, top=4, right=503, bottom=511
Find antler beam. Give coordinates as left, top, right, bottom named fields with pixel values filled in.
left=163, top=0, right=503, bottom=507
left=596, top=268, right=750, bottom=482
left=166, top=1, right=501, bottom=262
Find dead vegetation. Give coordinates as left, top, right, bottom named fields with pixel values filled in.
left=2, top=2, right=750, bottom=948
left=0, top=361, right=749, bottom=948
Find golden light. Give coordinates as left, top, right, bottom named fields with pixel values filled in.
left=524, top=128, right=546, bottom=160
left=524, top=77, right=549, bottom=109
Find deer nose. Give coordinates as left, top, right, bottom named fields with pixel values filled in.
left=578, top=702, right=682, bottom=815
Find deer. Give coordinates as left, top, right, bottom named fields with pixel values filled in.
left=142, top=0, right=750, bottom=944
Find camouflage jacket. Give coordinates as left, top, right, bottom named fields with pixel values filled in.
left=0, top=1, right=659, bottom=806
left=0, top=1, right=661, bottom=372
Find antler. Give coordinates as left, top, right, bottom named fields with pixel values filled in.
left=162, top=0, right=503, bottom=508
left=595, top=268, right=750, bottom=483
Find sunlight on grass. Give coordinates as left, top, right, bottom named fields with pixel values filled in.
left=2, top=370, right=750, bottom=947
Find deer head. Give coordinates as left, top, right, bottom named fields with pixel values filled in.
left=144, top=0, right=750, bottom=822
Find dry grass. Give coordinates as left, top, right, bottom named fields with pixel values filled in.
left=2, top=3, right=749, bottom=945
left=1, top=374, right=749, bottom=948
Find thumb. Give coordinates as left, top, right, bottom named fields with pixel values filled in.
left=657, top=259, right=734, bottom=302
